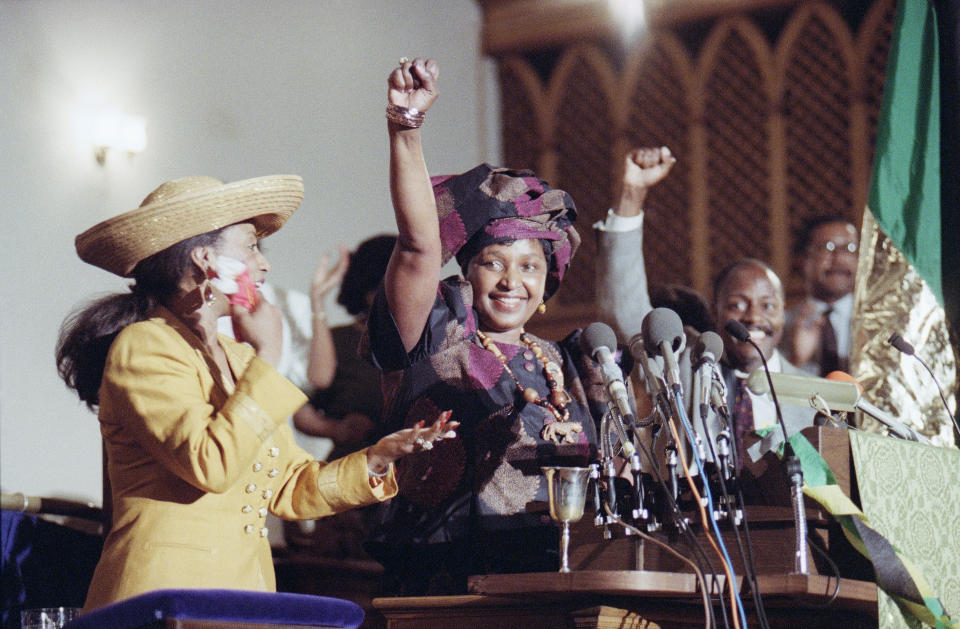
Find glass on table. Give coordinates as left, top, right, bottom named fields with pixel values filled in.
left=20, top=607, right=80, bottom=629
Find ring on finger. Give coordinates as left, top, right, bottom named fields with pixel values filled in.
left=415, top=436, right=433, bottom=450
left=398, top=56, right=409, bottom=65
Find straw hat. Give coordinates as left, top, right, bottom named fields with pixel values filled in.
left=76, top=174, right=303, bottom=277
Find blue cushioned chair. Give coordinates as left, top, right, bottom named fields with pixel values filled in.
left=63, top=589, right=365, bottom=629
left=1, top=506, right=103, bottom=629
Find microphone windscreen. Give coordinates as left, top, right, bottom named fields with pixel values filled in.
left=887, top=332, right=915, bottom=356
left=747, top=370, right=860, bottom=410
left=724, top=319, right=751, bottom=342
left=695, top=331, right=724, bottom=363
left=825, top=370, right=864, bottom=393
left=581, top=321, right=618, bottom=358
left=641, top=307, right=684, bottom=356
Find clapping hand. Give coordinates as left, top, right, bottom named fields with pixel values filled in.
left=787, top=300, right=825, bottom=367
left=366, top=410, right=458, bottom=475
left=310, top=244, right=350, bottom=313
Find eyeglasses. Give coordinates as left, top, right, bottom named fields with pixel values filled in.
left=812, top=240, right=857, bottom=255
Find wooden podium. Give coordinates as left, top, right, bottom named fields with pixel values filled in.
left=564, top=426, right=870, bottom=578
left=373, top=571, right=877, bottom=628
left=373, top=427, right=880, bottom=627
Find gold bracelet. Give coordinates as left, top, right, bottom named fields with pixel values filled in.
left=385, top=104, right=425, bottom=129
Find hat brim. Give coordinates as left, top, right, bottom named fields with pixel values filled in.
left=76, top=175, right=303, bottom=277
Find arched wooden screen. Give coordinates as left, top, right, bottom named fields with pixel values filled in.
left=482, top=0, right=895, bottom=340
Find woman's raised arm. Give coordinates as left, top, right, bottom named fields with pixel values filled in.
left=384, top=57, right=442, bottom=352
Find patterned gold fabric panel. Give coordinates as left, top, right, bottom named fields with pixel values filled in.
left=626, top=35, right=693, bottom=289
left=703, top=23, right=771, bottom=274
left=849, top=431, right=960, bottom=628
left=851, top=212, right=959, bottom=447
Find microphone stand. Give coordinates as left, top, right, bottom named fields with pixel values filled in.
left=589, top=462, right=612, bottom=539
left=736, top=328, right=808, bottom=575
left=598, top=410, right=621, bottom=536
left=889, top=333, right=960, bottom=438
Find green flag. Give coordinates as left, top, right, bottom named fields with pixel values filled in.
left=853, top=0, right=957, bottom=449
left=868, top=0, right=942, bottom=304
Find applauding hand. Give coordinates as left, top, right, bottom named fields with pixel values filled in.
left=366, top=410, right=458, bottom=475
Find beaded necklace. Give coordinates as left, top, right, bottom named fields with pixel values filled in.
left=475, top=329, right=583, bottom=444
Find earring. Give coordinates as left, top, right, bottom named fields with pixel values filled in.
left=537, top=302, right=547, bottom=314
left=204, top=281, right=217, bottom=306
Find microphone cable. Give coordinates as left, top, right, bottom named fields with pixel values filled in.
left=701, top=412, right=771, bottom=629
left=663, top=413, right=733, bottom=629
left=791, top=534, right=842, bottom=608
left=602, top=502, right=715, bottom=629
left=631, top=428, right=724, bottom=629
left=669, top=391, right=748, bottom=629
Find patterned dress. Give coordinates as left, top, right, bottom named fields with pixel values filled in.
left=364, top=276, right=611, bottom=591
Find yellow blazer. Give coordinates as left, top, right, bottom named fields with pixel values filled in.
left=84, top=307, right=396, bottom=611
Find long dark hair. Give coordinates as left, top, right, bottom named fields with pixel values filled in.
left=56, top=228, right=225, bottom=410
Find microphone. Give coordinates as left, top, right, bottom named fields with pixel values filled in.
left=746, top=371, right=859, bottom=409
left=825, top=371, right=930, bottom=443
left=629, top=333, right=663, bottom=392
left=582, top=322, right=637, bottom=523
left=694, top=331, right=732, bottom=475
left=887, top=332, right=915, bottom=355
left=582, top=322, right=635, bottom=426
left=629, top=332, right=674, bottom=428
left=581, top=323, right=636, bottom=460
left=694, top=331, right=724, bottom=421
left=724, top=318, right=751, bottom=343
left=724, top=318, right=808, bottom=574
left=724, top=317, right=791, bottom=436
left=745, top=370, right=929, bottom=443
left=694, top=331, right=724, bottom=366
left=887, top=332, right=960, bottom=437
left=641, top=308, right=685, bottom=391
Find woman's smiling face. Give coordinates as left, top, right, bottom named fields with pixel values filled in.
left=466, top=239, right=547, bottom=343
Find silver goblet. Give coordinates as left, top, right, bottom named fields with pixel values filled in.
left=541, top=466, right=591, bottom=573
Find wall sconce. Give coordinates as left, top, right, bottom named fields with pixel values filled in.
left=90, top=109, right=147, bottom=166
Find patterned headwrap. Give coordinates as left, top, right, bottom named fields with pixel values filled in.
left=432, top=163, right=580, bottom=300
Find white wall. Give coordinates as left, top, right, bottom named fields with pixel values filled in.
left=0, top=0, right=500, bottom=505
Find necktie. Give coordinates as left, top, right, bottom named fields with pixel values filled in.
left=733, top=377, right=753, bottom=469
left=820, top=307, right=840, bottom=376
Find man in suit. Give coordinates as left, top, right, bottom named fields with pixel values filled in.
left=780, top=216, right=859, bottom=376
left=595, top=147, right=808, bottom=471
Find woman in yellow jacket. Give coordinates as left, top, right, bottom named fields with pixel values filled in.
left=56, top=174, right=455, bottom=612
